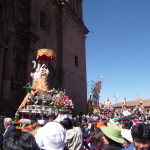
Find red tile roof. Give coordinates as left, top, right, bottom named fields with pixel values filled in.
left=112, top=98, right=150, bottom=107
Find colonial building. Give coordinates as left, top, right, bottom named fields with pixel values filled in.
left=112, top=98, right=150, bottom=110
left=0, top=0, right=88, bottom=116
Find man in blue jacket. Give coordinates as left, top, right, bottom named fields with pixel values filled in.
left=3, top=118, right=18, bottom=140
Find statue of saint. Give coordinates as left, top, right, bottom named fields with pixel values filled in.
left=139, top=101, right=144, bottom=112
left=121, top=97, right=127, bottom=110
left=31, top=63, right=49, bottom=92
left=104, top=97, right=111, bottom=107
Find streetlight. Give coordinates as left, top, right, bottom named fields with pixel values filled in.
left=114, top=93, right=119, bottom=107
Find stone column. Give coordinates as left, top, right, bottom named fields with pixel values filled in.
left=1, top=38, right=13, bottom=101
left=0, top=46, right=6, bottom=100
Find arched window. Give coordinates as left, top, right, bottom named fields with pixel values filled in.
left=40, top=10, right=47, bottom=30
left=75, top=56, right=79, bottom=67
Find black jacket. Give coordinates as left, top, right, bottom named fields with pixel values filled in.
left=3, top=125, right=18, bottom=140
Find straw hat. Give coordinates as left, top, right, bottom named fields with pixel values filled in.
left=100, top=123, right=124, bottom=144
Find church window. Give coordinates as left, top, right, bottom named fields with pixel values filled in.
left=75, top=56, right=78, bottom=66
left=40, top=10, right=47, bottom=30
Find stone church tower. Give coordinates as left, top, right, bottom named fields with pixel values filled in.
left=0, top=0, right=88, bottom=116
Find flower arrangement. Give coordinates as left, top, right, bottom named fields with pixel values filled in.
left=49, top=91, right=74, bottom=114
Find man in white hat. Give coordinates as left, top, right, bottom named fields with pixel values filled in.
left=35, top=121, right=66, bottom=150
left=121, top=130, right=133, bottom=148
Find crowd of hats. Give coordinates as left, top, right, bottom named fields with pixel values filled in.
left=96, top=121, right=133, bottom=144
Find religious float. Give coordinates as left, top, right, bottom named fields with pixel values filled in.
left=103, top=96, right=113, bottom=111
left=15, top=48, right=74, bottom=121
left=86, top=79, right=103, bottom=114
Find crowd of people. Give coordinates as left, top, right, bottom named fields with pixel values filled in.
left=0, top=108, right=150, bottom=150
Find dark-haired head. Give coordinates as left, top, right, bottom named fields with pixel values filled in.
left=48, top=114, right=56, bottom=122
left=82, top=117, right=87, bottom=123
left=61, top=118, right=73, bottom=130
left=131, top=124, right=150, bottom=150
left=131, top=124, right=150, bottom=141
left=3, top=132, right=40, bottom=150
left=91, top=128, right=104, bottom=149
left=71, top=119, right=79, bottom=127
left=121, top=118, right=133, bottom=130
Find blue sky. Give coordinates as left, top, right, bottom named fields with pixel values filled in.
left=83, top=0, right=150, bottom=104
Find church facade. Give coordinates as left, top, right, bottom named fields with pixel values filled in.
left=0, top=0, right=88, bottom=116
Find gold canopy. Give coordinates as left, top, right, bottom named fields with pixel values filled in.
left=37, top=48, right=56, bottom=61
